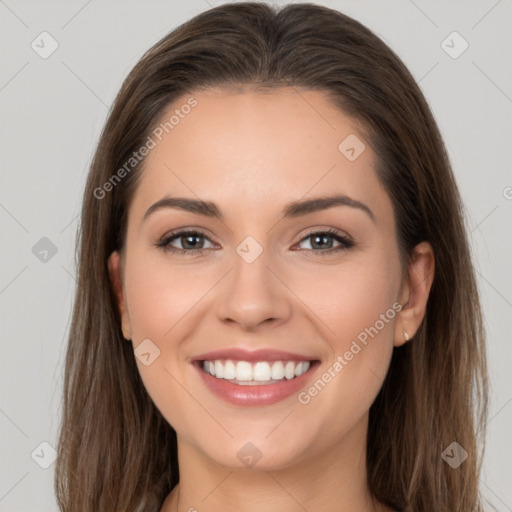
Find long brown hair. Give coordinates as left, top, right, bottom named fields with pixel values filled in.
left=54, top=3, right=489, bottom=511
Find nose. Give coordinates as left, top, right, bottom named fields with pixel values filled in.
left=215, top=247, right=293, bottom=332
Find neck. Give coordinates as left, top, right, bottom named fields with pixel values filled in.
left=161, top=414, right=390, bottom=512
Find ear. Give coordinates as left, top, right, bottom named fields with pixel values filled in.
left=108, top=251, right=132, bottom=340
left=394, top=241, right=435, bottom=347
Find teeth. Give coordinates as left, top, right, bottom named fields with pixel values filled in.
left=223, top=360, right=236, bottom=379
left=271, top=361, right=284, bottom=380
left=253, top=362, right=271, bottom=381
left=295, top=362, right=307, bottom=377
left=236, top=361, right=253, bottom=381
left=285, top=361, right=296, bottom=379
left=202, top=359, right=311, bottom=384
left=214, top=360, right=223, bottom=378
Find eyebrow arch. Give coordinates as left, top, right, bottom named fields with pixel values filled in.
left=142, top=193, right=375, bottom=223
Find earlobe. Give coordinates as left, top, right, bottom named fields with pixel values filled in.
left=394, top=241, right=435, bottom=347
left=107, top=251, right=132, bottom=340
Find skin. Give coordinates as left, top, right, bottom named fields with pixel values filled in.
left=108, top=87, right=434, bottom=512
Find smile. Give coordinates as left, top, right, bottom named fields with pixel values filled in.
left=202, top=359, right=311, bottom=385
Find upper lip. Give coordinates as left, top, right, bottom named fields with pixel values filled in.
left=192, top=348, right=317, bottom=363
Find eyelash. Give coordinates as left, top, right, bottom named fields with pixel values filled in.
left=155, top=228, right=354, bottom=256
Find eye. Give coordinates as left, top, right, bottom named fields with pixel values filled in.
left=294, top=228, right=354, bottom=254
left=156, top=230, right=217, bottom=254
left=155, top=228, right=354, bottom=256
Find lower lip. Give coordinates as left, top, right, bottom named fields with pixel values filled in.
left=194, top=361, right=320, bottom=406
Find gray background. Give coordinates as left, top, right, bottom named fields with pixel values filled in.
left=1, top=0, right=511, bottom=510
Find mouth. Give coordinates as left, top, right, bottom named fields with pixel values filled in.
left=199, top=359, right=313, bottom=385
left=191, top=349, right=320, bottom=406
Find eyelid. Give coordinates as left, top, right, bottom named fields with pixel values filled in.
left=157, top=228, right=218, bottom=250
left=293, top=227, right=354, bottom=253
left=298, top=226, right=352, bottom=243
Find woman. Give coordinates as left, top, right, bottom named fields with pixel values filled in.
left=54, top=3, right=489, bottom=511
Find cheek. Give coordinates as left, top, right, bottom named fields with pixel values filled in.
left=123, top=250, right=212, bottom=341
left=123, top=252, right=211, bottom=432
left=297, top=251, right=400, bottom=345
left=295, top=248, right=401, bottom=416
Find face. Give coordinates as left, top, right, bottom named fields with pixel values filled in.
left=109, top=87, right=431, bottom=471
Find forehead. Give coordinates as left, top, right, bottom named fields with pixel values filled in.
left=130, top=87, right=391, bottom=223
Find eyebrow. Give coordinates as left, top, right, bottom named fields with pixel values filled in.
left=142, top=193, right=375, bottom=223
